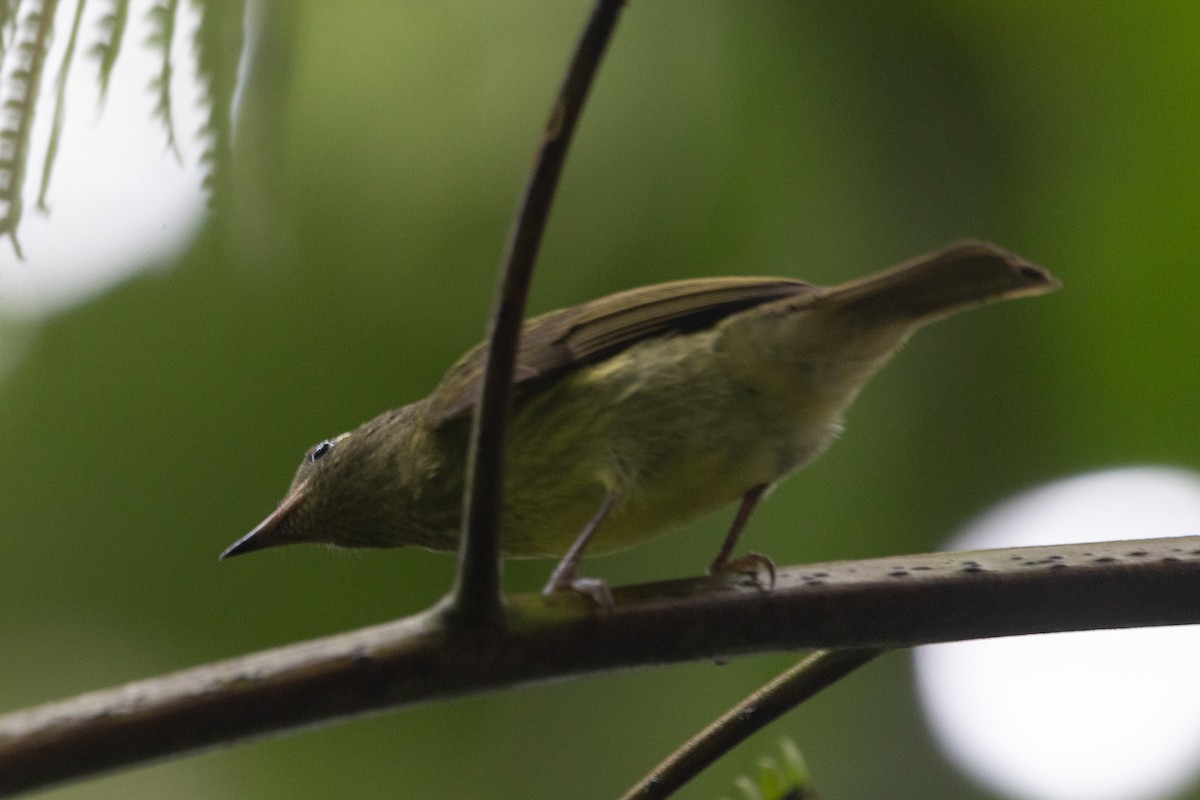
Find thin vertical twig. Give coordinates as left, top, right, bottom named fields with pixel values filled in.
left=447, top=0, right=626, bottom=625
left=619, top=649, right=886, bottom=800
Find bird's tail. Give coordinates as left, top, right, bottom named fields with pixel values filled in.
left=820, top=241, right=1060, bottom=327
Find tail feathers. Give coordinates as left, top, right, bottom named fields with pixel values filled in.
left=822, top=241, right=1060, bottom=326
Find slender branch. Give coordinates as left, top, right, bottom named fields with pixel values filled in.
left=4, top=535, right=1200, bottom=796
left=449, top=0, right=626, bottom=624
left=619, top=649, right=883, bottom=800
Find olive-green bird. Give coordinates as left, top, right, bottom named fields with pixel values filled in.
left=221, top=241, right=1059, bottom=594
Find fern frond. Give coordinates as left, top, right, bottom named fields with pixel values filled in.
left=89, top=0, right=128, bottom=102
left=191, top=0, right=244, bottom=207
left=144, top=0, right=180, bottom=160
left=0, top=0, right=56, bottom=257
left=37, top=0, right=86, bottom=211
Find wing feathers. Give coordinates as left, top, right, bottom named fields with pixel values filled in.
left=427, top=276, right=813, bottom=422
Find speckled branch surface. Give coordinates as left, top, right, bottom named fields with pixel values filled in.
left=3, top=535, right=1199, bottom=797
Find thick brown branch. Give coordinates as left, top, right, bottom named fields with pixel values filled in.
left=452, top=0, right=626, bottom=623
left=3, top=535, right=1200, bottom=796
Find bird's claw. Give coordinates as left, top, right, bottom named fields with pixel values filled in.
left=542, top=575, right=614, bottom=607
left=708, top=551, right=777, bottom=591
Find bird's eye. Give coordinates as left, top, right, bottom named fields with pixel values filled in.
left=309, top=440, right=335, bottom=462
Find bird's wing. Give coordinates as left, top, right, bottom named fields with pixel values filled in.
left=427, top=276, right=814, bottom=423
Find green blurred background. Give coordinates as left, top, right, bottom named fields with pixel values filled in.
left=2, top=1, right=1199, bottom=797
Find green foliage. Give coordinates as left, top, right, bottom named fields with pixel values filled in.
left=145, top=0, right=182, bottom=159
left=191, top=0, right=243, bottom=203
left=718, top=739, right=817, bottom=800
left=89, top=0, right=129, bottom=100
left=6, top=0, right=239, bottom=251
left=37, top=0, right=86, bottom=211
left=0, top=0, right=56, bottom=257
left=0, top=0, right=20, bottom=57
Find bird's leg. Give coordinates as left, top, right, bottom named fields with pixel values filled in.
left=707, top=483, right=776, bottom=588
left=543, top=493, right=617, bottom=604
left=708, top=484, right=767, bottom=570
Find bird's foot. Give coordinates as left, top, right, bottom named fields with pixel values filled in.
left=542, top=575, right=614, bottom=607
left=708, top=551, right=777, bottom=591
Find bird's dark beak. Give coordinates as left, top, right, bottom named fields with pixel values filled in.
left=220, top=480, right=310, bottom=560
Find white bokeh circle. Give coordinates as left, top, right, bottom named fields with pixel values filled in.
left=0, top=0, right=209, bottom=319
left=915, top=467, right=1200, bottom=800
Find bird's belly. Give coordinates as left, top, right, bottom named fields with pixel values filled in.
left=501, top=437, right=760, bottom=558
left=498, top=333, right=841, bottom=558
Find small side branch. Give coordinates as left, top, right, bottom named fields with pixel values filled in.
left=450, top=0, right=627, bottom=624
left=619, top=649, right=883, bottom=800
